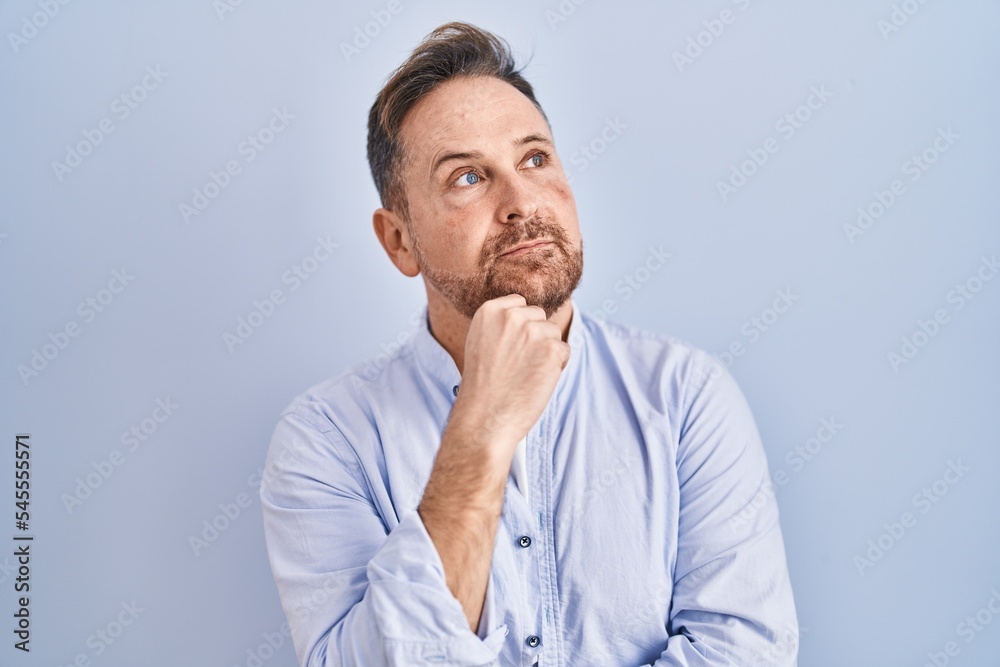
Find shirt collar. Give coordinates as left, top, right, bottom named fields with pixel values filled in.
left=412, top=297, right=586, bottom=399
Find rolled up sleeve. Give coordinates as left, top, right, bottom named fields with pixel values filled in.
left=648, top=350, right=799, bottom=666
left=259, top=408, right=507, bottom=666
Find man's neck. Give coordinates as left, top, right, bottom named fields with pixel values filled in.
left=426, top=295, right=574, bottom=376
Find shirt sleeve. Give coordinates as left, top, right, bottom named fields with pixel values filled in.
left=646, top=350, right=799, bottom=666
left=259, top=408, right=508, bottom=666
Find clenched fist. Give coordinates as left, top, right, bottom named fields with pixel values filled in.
left=450, top=294, right=572, bottom=454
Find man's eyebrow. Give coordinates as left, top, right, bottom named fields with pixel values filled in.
left=430, top=133, right=553, bottom=176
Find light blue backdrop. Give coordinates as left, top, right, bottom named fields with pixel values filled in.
left=2, top=1, right=998, bottom=665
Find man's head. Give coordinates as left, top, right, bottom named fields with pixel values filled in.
left=367, top=22, right=583, bottom=320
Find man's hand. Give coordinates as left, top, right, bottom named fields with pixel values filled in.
left=418, top=294, right=571, bottom=633
left=452, top=293, right=572, bottom=453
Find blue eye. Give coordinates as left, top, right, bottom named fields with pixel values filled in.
left=452, top=170, right=480, bottom=189
left=451, top=150, right=550, bottom=190
left=527, top=150, right=551, bottom=168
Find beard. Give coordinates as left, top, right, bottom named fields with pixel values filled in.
left=411, top=215, right=583, bottom=320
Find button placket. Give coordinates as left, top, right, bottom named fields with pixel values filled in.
left=495, top=474, right=542, bottom=665
left=535, top=399, right=564, bottom=662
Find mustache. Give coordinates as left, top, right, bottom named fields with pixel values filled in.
left=485, top=220, right=567, bottom=259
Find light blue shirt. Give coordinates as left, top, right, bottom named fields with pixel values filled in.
left=260, top=298, right=798, bottom=666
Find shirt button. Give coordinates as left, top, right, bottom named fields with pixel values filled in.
left=452, top=384, right=459, bottom=397
left=519, top=535, right=532, bottom=548
left=526, top=635, right=540, bottom=648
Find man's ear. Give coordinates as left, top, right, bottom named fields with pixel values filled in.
left=373, top=207, right=420, bottom=277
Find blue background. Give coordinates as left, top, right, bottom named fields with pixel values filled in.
left=2, top=1, right=998, bottom=665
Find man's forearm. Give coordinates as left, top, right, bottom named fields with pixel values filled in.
left=417, top=414, right=513, bottom=633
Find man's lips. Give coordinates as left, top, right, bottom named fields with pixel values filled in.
left=499, top=240, right=554, bottom=257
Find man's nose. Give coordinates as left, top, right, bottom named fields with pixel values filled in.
left=496, top=172, right=539, bottom=223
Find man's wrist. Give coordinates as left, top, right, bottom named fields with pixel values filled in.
left=446, top=398, right=523, bottom=454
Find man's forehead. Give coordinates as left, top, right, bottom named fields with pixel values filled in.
left=400, top=78, right=549, bottom=163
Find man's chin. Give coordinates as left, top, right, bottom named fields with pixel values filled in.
left=486, top=275, right=556, bottom=300
left=489, top=258, right=562, bottom=284
left=486, top=283, right=572, bottom=312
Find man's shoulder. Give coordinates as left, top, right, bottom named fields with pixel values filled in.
left=579, top=308, right=733, bottom=410
left=274, top=338, right=421, bottom=435
left=583, top=309, right=714, bottom=372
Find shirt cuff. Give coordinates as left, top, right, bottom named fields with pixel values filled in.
left=366, top=506, right=509, bottom=664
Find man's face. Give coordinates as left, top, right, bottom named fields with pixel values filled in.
left=396, top=75, right=583, bottom=320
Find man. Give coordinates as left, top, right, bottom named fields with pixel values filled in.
left=260, top=21, right=798, bottom=666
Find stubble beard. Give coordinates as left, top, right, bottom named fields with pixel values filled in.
left=410, top=217, right=584, bottom=320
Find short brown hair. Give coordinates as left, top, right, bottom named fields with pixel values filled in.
left=366, top=21, right=550, bottom=225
